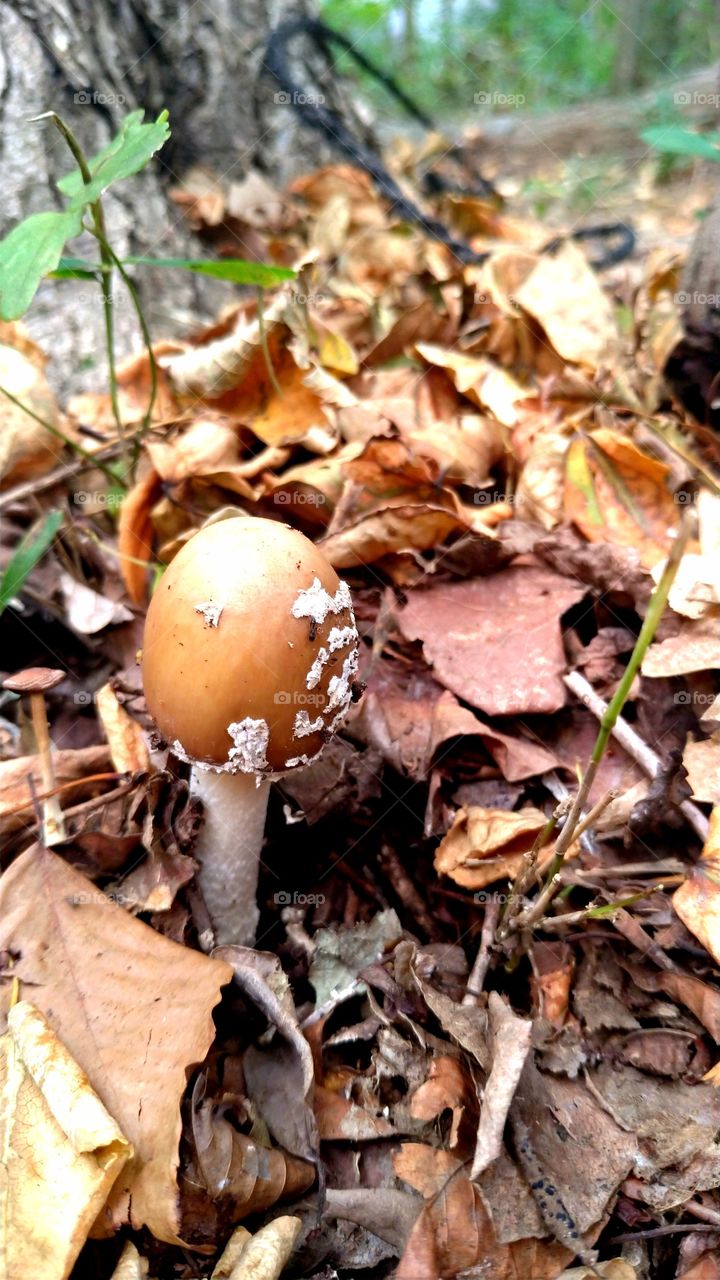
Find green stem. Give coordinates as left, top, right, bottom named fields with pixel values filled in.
left=590, top=520, right=690, bottom=767
left=89, top=229, right=158, bottom=465
left=511, top=510, right=693, bottom=935
left=41, top=113, right=125, bottom=458
left=0, top=382, right=122, bottom=485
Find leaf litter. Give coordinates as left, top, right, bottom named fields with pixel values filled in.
left=2, top=130, right=720, bottom=1280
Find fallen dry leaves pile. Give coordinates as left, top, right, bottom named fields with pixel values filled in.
left=2, top=149, right=720, bottom=1280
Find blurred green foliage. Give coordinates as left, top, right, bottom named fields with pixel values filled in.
left=320, top=0, right=720, bottom=119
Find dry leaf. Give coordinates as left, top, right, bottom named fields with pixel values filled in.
left=684, top=736, right=720, bottom=806
left=0, top=327, right=64, bottom=487
left=558, top=1263, right=636, bottom=1280
left=109, top=1241, right=150, bottom=1279
left=0, top=745, right=111, bottom=839
left=416, top=343, right=529, bottom=424
left=0, top=1000, right=131, bottom=1280
left=399, top=566, right=585, bottom=716
left=564, top=428, right=678, bottom=569
left=409, top=1055, right=475, bottom=1150
left=320, top=504, right=467, bottom=568
left=59, top=572, right=134, bottom=634
left=435, top=805, right=549, bottom=889
left=211, top=1216, right=301, bottom=1280
left=144, top=417, right=256, bottom=498
left=656, top=552, right=720, bottom=620
left=161, top=296, right=287, bottom=401
left=211, top=1226, right=252, bottom=1278
left=471, top=992, right=533, bottom=1178
left=513, top=241, right=619, bottom=370
left=0, top=847, right=232, bottom=1243
left=515, top=429, right=569, bottom=530
left=673, top=806, right=720, bottom=967
left=95, top=683, right=149, bottom=774
left=643, top=615, right=720, bottom=677
left=118, top=469, right=162, bottom=604
left=394, top=1143, right=570, bottom=1280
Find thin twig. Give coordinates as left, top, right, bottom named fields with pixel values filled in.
left=611, top=1224, right=717, bottom=1242
left=513, top=789, right=616, bottom=933
left=0, top=443, right=125, bottom=512
left=463, top=895, right=500, bottom=1004
left=564, top=669, right=709, bottom=842
left=497, top=804, right=566, bottom=939
left=611, top=907, right=676, bottom=970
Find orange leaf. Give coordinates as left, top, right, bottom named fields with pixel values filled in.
left=118, top=469, right=161, bottom=604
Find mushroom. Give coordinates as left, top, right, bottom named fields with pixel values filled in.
left=142, top=517, right=359, bottom=946
left=2, top=667, right=66, bottom=845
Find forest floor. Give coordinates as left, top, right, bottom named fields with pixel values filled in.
left=2, top=124, right=720, bottom=1280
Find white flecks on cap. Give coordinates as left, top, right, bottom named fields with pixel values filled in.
left=327, top=647, right=360, bottom=711
left=284, top=752, right=317, bottom=769
left=293, top=710, right=325, bottom=739
left=193, top=601, right=223, bottom=628
left=291, top=576, right=353, bottom=625
left=227, top=717, right=270, bottom=772
left=305, top=624, right=359, bottom=690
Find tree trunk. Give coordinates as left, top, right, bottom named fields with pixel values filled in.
left=0, top=1, right=367, bottom=395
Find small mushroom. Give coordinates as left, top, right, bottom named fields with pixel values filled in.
left=2, top=667, right=65, bottom=844
left=142, top=517, right=359, bottom=945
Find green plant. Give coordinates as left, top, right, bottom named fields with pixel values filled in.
left=0, top=509, right=63, bottom=614
left=641, top=125, right=720, bottom=163
left=0, top=109, right=294, bottom=478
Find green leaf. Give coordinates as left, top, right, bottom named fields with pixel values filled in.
left=641, top=126, right=720, bottom=161
left=0, top=509, right=64, bottom=614
left=123, top=256, right=296, bottom=287
left=58, top=110, right=171, bottom=208
left=0, top=209, right=84, bottom=319
left=51, top=256, right=102, bottom=281
left=585, top=891, right=653, bottom=918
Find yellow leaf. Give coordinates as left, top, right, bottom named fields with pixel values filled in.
left=95, top=684, right=149, bottom=775
left=0, top=1001, right=131, bottom=1280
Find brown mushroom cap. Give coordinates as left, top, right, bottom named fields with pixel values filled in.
left=142, top=517, right=358, bottom=773
left=2, top=668, right=65, bottom=694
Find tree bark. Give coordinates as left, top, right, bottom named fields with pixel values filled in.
left=0, top=1, right=362, bottom=394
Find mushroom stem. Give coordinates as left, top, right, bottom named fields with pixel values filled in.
left=29, top=692, right=65, bottom=846
left=189, top=767, right=270, bottom=946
